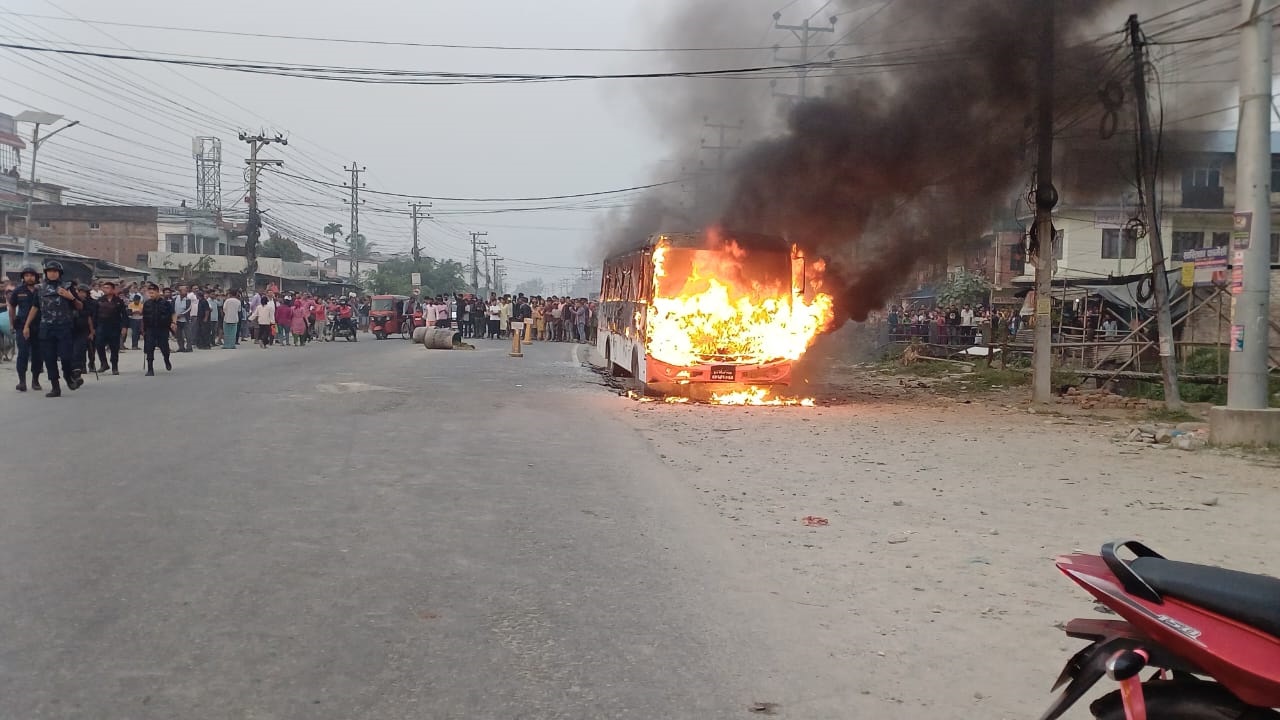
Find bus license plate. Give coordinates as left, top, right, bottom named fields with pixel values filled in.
left=710, top=366, right=737, bottom=381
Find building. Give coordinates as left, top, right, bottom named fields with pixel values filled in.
left=22, top=204, right=245, bottom=270
left=1, top=236, right=147, bottom=284
left=0, top=112, right=26, bottom=234
left=1030, top=131, right=1280, bottom=282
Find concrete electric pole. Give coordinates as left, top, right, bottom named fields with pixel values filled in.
left=771, top=10, right=836, bottom=100
left=239, top=131, right=287, bottom=290
left=1128, top=14, right=1182, bottom=411
left=1211, top=0, right=1280, bottom=445
left=343, top=163, right=365, bottom=282
left=1030, top=1, right=1057, bottom=405
left=469, top=231, right=488, bottom=294
left=408, top=202, right=432, bottom=265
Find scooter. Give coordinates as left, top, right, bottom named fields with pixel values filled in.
left=1038, top=540, right=1280, bottom=720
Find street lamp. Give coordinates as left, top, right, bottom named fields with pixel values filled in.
left=15, top=110, right=80, bottom=266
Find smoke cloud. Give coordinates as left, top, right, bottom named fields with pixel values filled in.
left=605, top=0, right=1226, bottom=325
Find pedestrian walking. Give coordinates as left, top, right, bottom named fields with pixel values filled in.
left=291, top=299, right=309, bottom=345
left=127, top=291, right=144, bottom=349
left=74, top=285, right=96, bottom=378
left=255, top=294, right=277, bottom=348
left=94, top=280, right=128, bottom=375
left=221, top=290, right=242, bottom=349
left=141, top=283, right=175, bottom=376
left=7, top=265, right=43, bottom=392
left=276, top=298, right=294, bottom=346
left=29, top=261, right=83, bottom=397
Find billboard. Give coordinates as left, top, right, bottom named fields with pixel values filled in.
left=1179, top=246, right=1228, bottom=288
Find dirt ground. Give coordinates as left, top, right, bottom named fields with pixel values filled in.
left=604, top=355, right=1280, bottom=719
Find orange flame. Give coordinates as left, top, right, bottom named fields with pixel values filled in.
left=711, top=386, right=817, bottom=407
left=645, top=232, right=834, bottom=369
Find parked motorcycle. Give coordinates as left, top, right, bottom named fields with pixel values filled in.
left=1038, top=540, right=1280, bottom=720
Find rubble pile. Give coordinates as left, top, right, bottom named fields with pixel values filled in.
left=1120, top=423, right=1210, bottom=451
left=1057, top=387, right=1151, bottom=410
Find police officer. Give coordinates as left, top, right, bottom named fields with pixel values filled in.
left=94, top=280, right=128, bottom=375
left=140, top=282, right=176, bottom=376
left=73, top=284, right=97, bottom=379
left=26, top=260, right=83, bottom=397
left=6, top=265, right=42, bottom=392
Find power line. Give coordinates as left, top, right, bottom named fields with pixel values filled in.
left=0, top=8, right=915, bottom=54
left=266, top=167, right=680, bottom=202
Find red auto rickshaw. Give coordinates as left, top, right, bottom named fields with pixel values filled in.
left=369, top=294, right=410, bottom=339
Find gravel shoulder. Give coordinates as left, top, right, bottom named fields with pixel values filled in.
left=606, top=362, right=1280, bottom=719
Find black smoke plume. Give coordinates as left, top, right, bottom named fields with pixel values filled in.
left=607, top=0, right=1153, bottom=325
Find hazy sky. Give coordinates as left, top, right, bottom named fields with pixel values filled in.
left=0, top=0, right=1249, bottom=289
left=0, top=0, right=729, bottom=287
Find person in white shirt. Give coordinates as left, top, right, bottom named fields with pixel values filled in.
left=255, top=295, right=277, bottom=348
left=182, top=287, right=199, bottom=352
left=221, top=291, right=243, bottom=349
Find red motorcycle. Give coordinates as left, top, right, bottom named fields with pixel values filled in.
left=1039, top=540, right=1280, bottom=720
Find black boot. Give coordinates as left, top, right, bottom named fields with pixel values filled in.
left=145, top=360, right=155, bottom=376
left=164, top=355, right=172, bottom=371
left=45, top=379, right=61, bottom=398
left=15, top=374, right=26, bottom=392
left=88, top=361, right=98, bottom=373
left=111, top=367, right=120, bottom=376
left=67, top=372, right=83, bottom=391
left=31, top=375, right=42, bottom=391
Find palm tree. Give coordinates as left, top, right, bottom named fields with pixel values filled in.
left=348, top=233, right=376, bottom=281
left=323, top=222, right=343, bottom=278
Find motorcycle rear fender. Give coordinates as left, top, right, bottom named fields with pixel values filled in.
left=1038, top=621, right=1200, bottom=720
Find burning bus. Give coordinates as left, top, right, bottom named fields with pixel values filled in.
left=598, top=229, right=834, bottom=403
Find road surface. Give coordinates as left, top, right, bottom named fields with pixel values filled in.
left=0, top=338, right=849, bottom=719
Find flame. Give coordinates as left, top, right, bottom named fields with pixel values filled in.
left=711, top=386, right=817, bottom=407
left=645, top=231, right=834, bottom=368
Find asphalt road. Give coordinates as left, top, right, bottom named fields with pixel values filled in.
left=0, top=336, right=847, bottom=719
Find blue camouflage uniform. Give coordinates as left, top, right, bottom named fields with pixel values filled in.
left=37, top=280, right=79, bottom=383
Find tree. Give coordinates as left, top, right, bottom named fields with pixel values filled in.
left=347, top=233, right=376, bottom=285
left=936, top=268, right=992, bottom=308
left=515, top=278, right=545, bottom=296
left=368, top=257, right=467, bottom=296
left=259, top=233, right=304, bottom=262
left=323, top=222, right=343, bottom=253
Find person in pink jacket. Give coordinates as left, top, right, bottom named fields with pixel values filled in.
left=290, top=300, right=309, bottom=346
left=275, top=299, right=294, bottom=347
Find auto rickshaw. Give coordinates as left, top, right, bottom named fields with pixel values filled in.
left=369, top=294, right=410, bottom=339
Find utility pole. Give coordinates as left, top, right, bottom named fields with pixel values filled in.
left=481, top=246, right=495, bottom=296
left=343, top=163, right=365, bottom=283
left=1128, top=15, right=1182, bottom=410
left=18, top=113, right=78, bottom=267
left=469, top=231, right=489, bottom=293
left=408, top=202, right=432, bottom=265
left=239, top=131, right=287, bottom=290
left=700, top=118, right=742, bottom=197
left=1212, top=0, right=1280, bottom=446
left=492, top=256, right=503, bottom=295
left=1030, top=2, right=1057, bottom=405
left=772, top=11, right=836, bottom=101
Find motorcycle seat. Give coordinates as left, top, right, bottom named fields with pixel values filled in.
left=1130, top=557, right=1280, bottom=638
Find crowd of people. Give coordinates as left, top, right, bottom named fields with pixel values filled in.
left=885, top=303, right=1016, bottom=346
left=401, top=291, right=598, bottom=344
left=4, top=265, right=374, bottom=398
